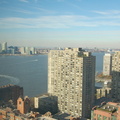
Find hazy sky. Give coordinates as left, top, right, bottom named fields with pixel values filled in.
left=0, top=0, right=120, bottom=48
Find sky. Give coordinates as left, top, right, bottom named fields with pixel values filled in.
left=0, top=0, right=120, bottom=48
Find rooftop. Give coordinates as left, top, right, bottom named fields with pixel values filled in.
left=93, top=102, right=120, bottom=114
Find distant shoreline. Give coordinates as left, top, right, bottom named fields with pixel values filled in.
left=0, top=53, right=48, bottom=56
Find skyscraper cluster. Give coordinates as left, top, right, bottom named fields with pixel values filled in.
left=48, top=47, right=120, bottom=119
left=0, top=44, right=120, bottom=119
left=102, top=51, right=120, bottom=102
left=19, top=46, right=36, bottom=55
left=0, top=42, right=37, bottom=55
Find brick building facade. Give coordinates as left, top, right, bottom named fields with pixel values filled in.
left=17, top=96, right=30, bottom=114
left=91, top=102, right=120, bottom=120
left=0, top=84, right=23, bottom=105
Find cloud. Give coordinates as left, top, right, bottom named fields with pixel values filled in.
left=16, top=9, right=35, bottom=14
left=0, top=15, right=92, bottom=29
left=93, top=11, right=109, bottom=15
left=19, top=0, right=29, bottom=3
left=0, top=5, right=56, bottom=15
left=1, top=14, right=120, bottom=29
left=69, top=3, right=81, bottom=9
left=93, top=10, right=120, bottom=15
left=35, top=7, right=56, bottom=14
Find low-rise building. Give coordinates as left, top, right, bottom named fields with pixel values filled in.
left=0, top=109, right=7, bottom=119
left=91, top=102, right=120, bottom=120
left=0, top=84, right=23, bottom=105
left=17, top=96, right=30, bottom=114
left=95, top=87, right=111, bottom=99
left=0, top=108, right=25, bottom=120
left=38, top=116, right=57, bottom=120
left=34, top=94, right=58, bottom=114
left=0, top=107, right=58, bottom=120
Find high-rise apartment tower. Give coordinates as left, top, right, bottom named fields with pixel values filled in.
left=48, top=48, right=95, bottom=118
left=2, top=42, right=7, bottom=52
left=111, top=51, right=120, bottom=102
left=103, top=53, right=112, bottom=76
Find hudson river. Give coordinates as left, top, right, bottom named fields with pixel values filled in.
left=0, top=52, right=104, bottom=97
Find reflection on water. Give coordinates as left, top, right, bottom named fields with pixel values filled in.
left=0, top=75, right=20, bottom=86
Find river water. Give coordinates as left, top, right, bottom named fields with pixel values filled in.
left=0, top=52, right=105, bottom=97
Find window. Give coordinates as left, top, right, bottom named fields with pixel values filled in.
left=19, top=101, right=22, bottom=105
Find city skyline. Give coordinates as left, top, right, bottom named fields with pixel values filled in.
left=0, top=0, right=120, bottom=48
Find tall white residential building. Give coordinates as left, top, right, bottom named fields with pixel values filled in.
left=20, top=47, right=36, bottom=55
left=20, top=47, right=26, bottom=54
left=48, top=48, right=95, bottom=118
left=103, top=53, right=112, bottom=76
left=111, top=51, right=120, bottom=102
left=30, top=47, right=36, bottom=54
left=2, top=42, right=7, bottom=53
left=0, top=43, right=2, bottom=53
